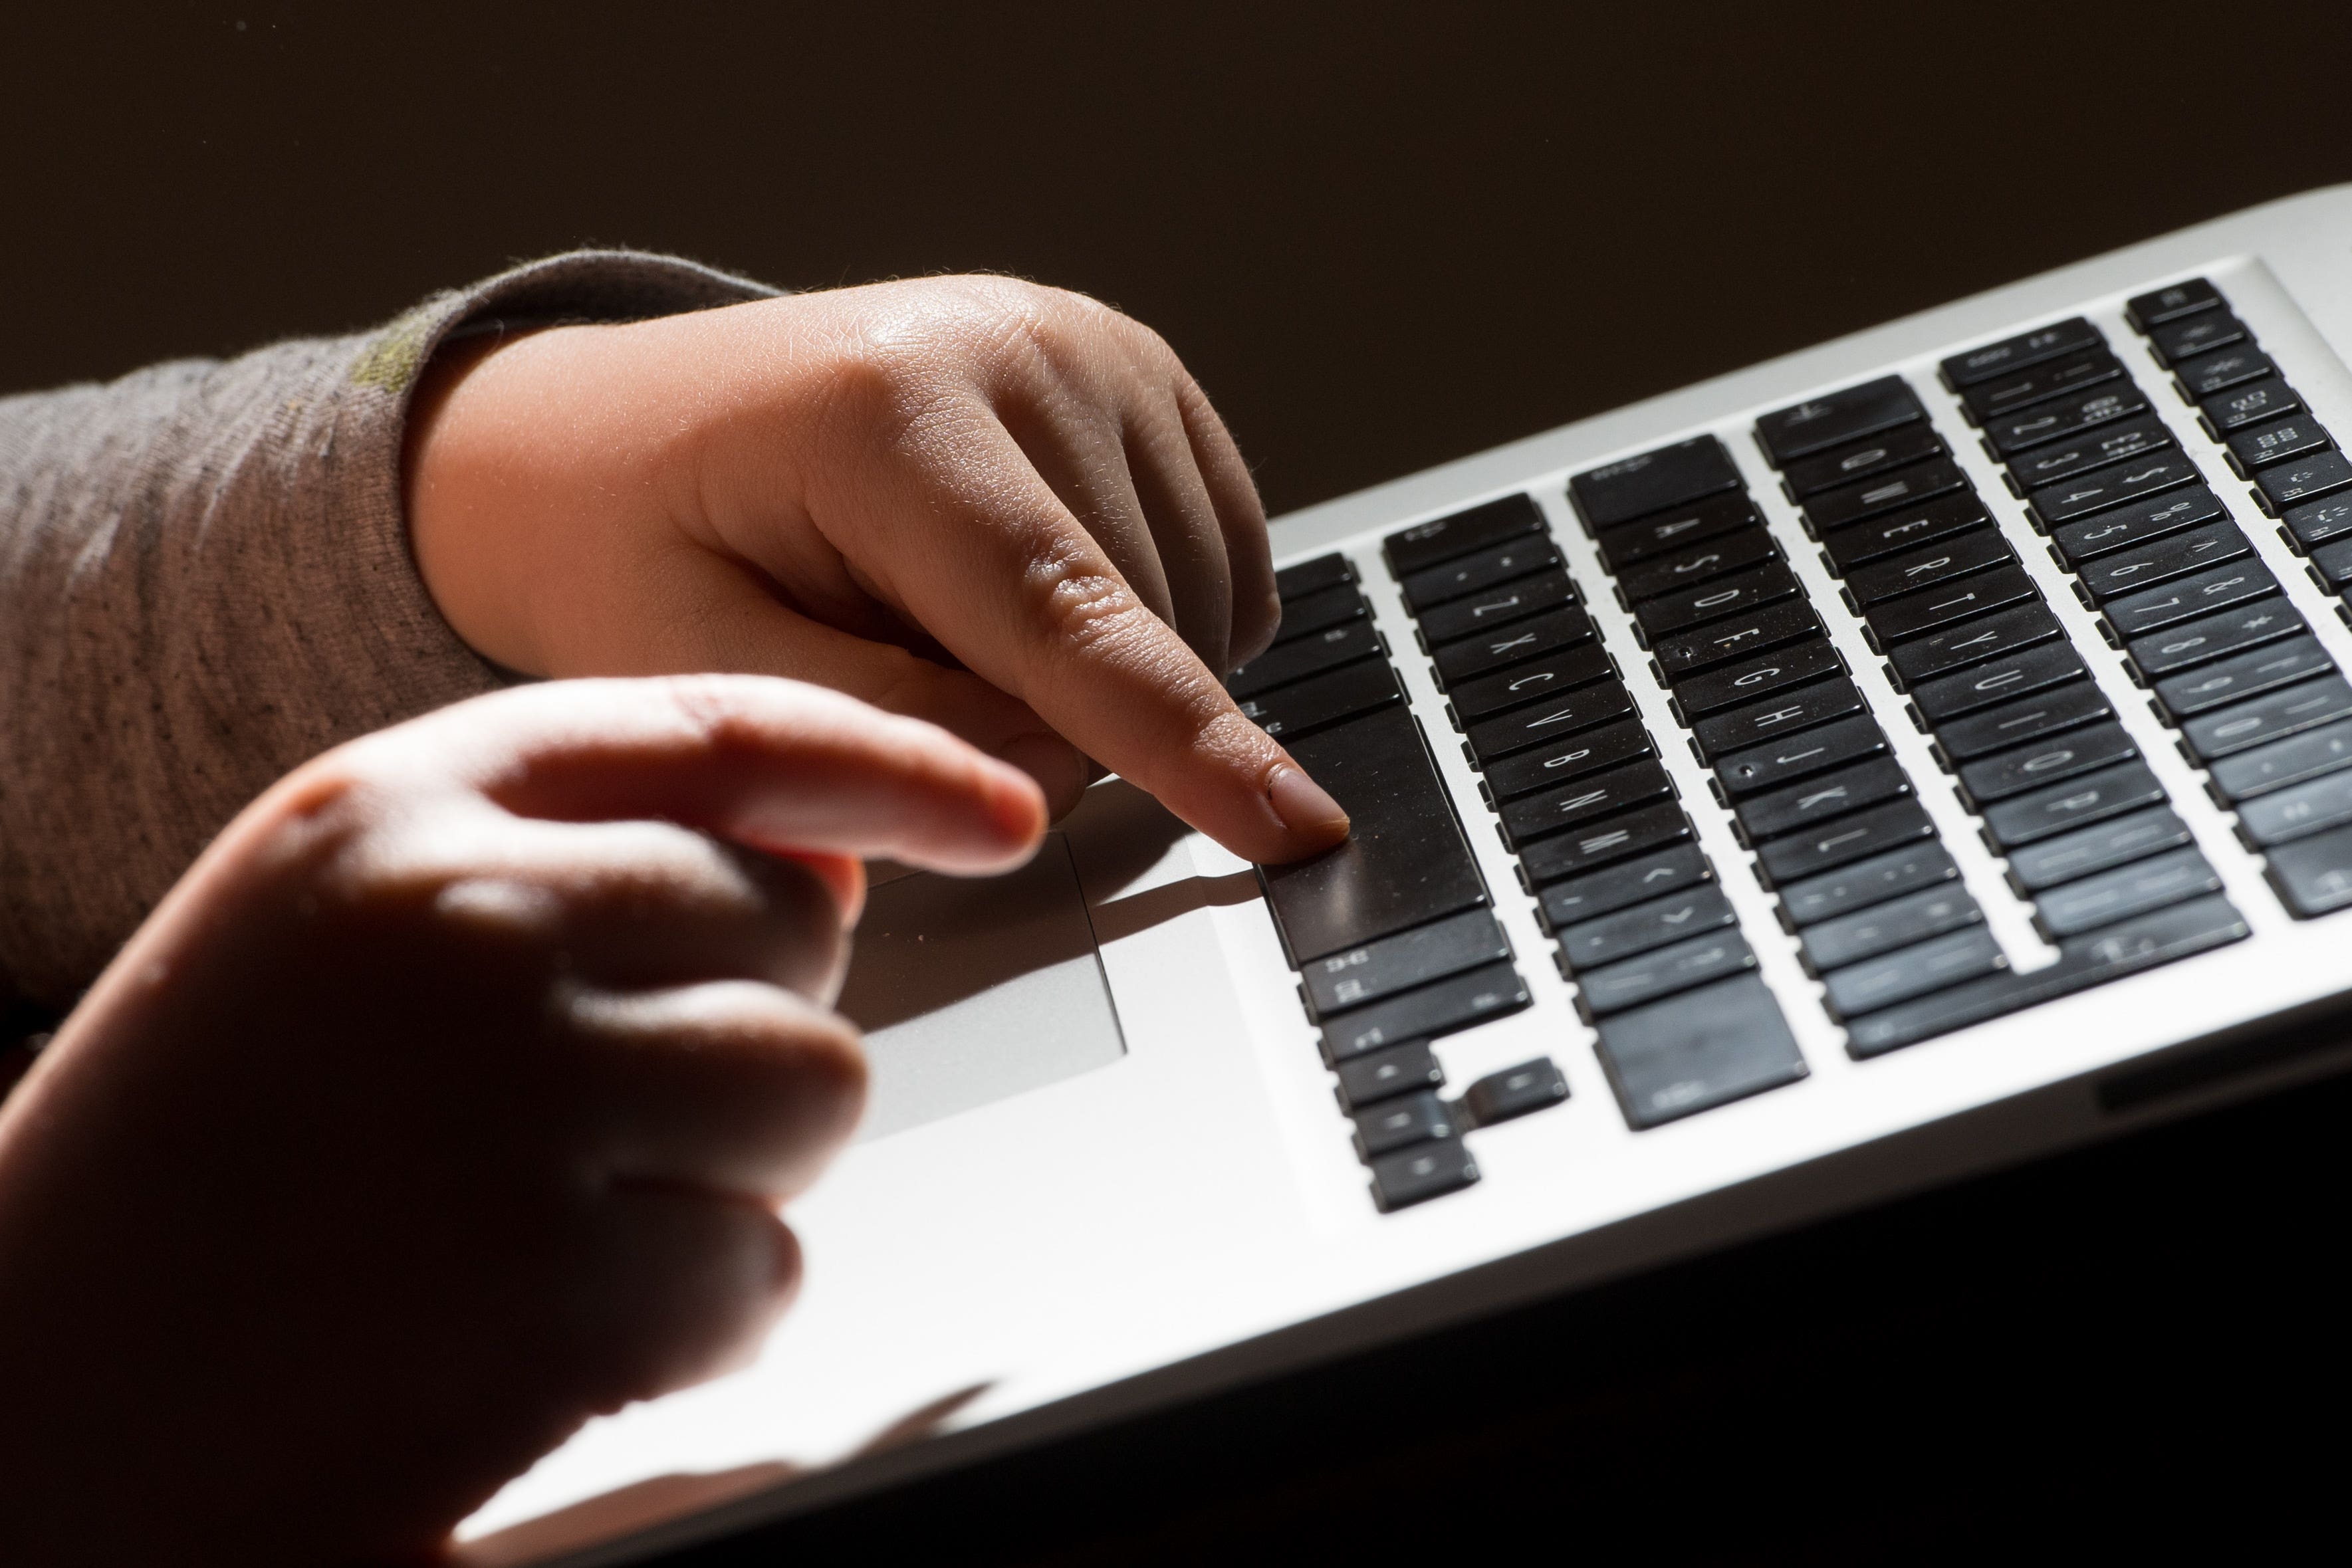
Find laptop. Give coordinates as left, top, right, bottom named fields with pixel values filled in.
left=459, top=184, right=2352, bottom=1562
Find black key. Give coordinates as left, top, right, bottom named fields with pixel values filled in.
left=2208, top=717, right=2352, bottom=802
left=1593, top=492, right=1758, bottom=571
left=1735, top=756, right=1911, bottom=841
left=1777, top=840, right=1960, bottom=925
left=1942, top=318, right=2105, bottom=389
left=1593, top=972, right=1808, bottom=1129
left=1576, top=931, right=1757, bottom=1018
left=1569, top=437, right=1744, bottom=531
left=1265, top=706, right=1488, bottom=965
left=1650, top=599, right=1822, bottom=679
left=1433, top=606, right=1594, bottom=687
left=1276, top=552, right=1354, bottom=600
left=1889, top=602, right=2063, bottom=686
left=1353, top=1091, right=1457, bottom=1159
left=2253, top=449, right=2352, bottom=513
left=1910, top=639, right=2088, bottom=723
left=1465, top=681, right=1637, bottom=762
left=1229, top=617, right=1381, bottom=700
left=1671, top=639, right=1845, bottom=717
left=1866, top=564, right=2038, bottom=644
left=2127, top=277, right=2223, bottom=332
left=2228, top=413, right=2332, bottom=473
left=1845, top=528, right=2013, bottom=608
left=1962, top=347, right=2123, bottom=423
left=1818, top=493, right=1991, bottom=574
left=2002, top=806, right=2192, bottom=893
left=2127, top=597, right=2306, bottom=677
left=2034, top=846, right=2221, bottom=940
left=1980, top=760, right=2168, bottom=848
left=2173, top=345, right=2276, bottom=399
left=2284, top=492, right=2352, bottom=552
left=1384, top=493, right=1546, bottom=576
left=1802, top=459, right=1968, bottom=533
left=1448, top=642, right=1614, bottom=722
left=1462, top=1059, right=1570, bottom=1127
left=2027, top=451, right=2202, bottom=526
left=2002, top=415, right=2173, bottom=491
left=1419, top=569, right=1576, bottom=645
left=2305, top=536, right=2352, bottom=592
left=1755, top=374, right=1925, bottom=465
left=1301, top=909, right=1513, bottom=1018
left=1517, top=800, right=1693, bottom=885
left=1633, top=559, right=1799, bottom=638
left=1334, top=1041, right=1445, bottom=1113
left=1369, top=1140, right=1480, bottom=1212
left=1500, top=758, right=1676, bottom=848
left=1537, top=843, right=1713, bottom=929
left=1800, top=884, right=1983, bottom=973
left=1937, top=681, right=2111, bottom=761
left=1402, top=536, right=1563, bottom=612
left=2075, top=520, right=2250, bottom=605
left=2050, top=485, right=2224, bottom=568
left=1822, top=927, right=2006, bottom=1020
left=1555, top=883, right=1738, bottom=972
left=2238, top=768, right=2352, bottom=845
left=2153, top=636, right=2335, bottom=723
left=1781, top=424, right=1945, bottom=498
left=1615, top=528, right=1776, bottom=602
left=1239, top=657, right=1401, bottom=739
left=1984, top=384, right=2149, bottom=458
left=1272, top=583, right=1369, bottom=643
left=1715, top=714, right=1888, bottom=796
left=1689, top=677, right=1869, bottom=761
left=2150, top=310, right=2247, bottom=366
left=1319, top=960, right=1530, bottom=1063
left=2202, top=376, right=2299, bottom=435
left=2101, top=558, right=2278, bottom=639
left=2262, top=821, right=2352, bottom=917
left=2181, top=674, right=2352, bottom=761
left=1755, top=798, right=1939, bottom=885
left=1958, top=721, right=2139, bottom=806
left=1482, top=718, right=1654, bottom=799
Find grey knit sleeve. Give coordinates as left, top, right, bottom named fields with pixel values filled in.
left=0, top=250, right=779, bottom=1007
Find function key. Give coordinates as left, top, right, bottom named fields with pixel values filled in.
left=2284, top=493, right=2352, bottom=552
left=1594, top=491, right=1758, bottom=572
left=1780, top=424, right=1946, bottom=499
left=2174, top=346, right=2275, bottom=399
left=2201, top=377, right=2300, bottom=435
left=2226, top=414, right=2333, bottom=475
left=2127, top=278, right=2224, bottom=333
left=2234, top=768, right=2352, bottom=846
left=2204, top=711, right=2352, bottom=802
left=1592, top=972, right=1808, bottom=1129
left=1383, top=493, right=1546, bottom=578
left=1754, top=375, right=1926, bottom=467
left=2254, top=449, right=2352, bottom=514
left=1569, top=437, right=1744, bottom=532
left=2149, top=312, right=2248, bottom=367
left=1417, top=569, right=1575, bottom=645
left=1941, top=317, right=2105, bottom=390
left=1276, top=553, right=1355, bottom=600
left=1462, top=1058, right=1570, bottom=1127
left=1982, top=384, right=2149, bottom=459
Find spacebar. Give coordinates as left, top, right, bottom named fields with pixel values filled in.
left=1261, top=703, right=1490, bottom=965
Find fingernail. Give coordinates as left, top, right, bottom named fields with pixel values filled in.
left=994, top=733, right=1090, bottom=820
left=1266, top=762, right=1350, bottom=844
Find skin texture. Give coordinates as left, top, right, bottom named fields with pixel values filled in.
left=404, top=276, right=1350, bottom=862
left=0, top=676, right=1046, bottom=1565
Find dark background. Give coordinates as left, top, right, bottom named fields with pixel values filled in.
left=13, top=2, right=2352, bottom=1560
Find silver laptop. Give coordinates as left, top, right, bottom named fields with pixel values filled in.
left=460, top=185, right=2352, bottom=1562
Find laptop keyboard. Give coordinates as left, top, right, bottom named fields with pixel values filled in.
left=1236, top=274, right=2352, bottom=1212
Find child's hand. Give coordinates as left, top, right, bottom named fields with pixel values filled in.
left=404, top=277, right=1351, bottom=865
left=0, top=675, right=1044, bottom=1565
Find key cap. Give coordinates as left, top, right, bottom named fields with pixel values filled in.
left=2153, top=636, right=2335, bottom=723
left=1615, top=528, right=1776, bottom=602
left=1272, top=583, right=1369, bottom=643
left=1671, top=639, right=1845, bottom=717
left=1755, top=798, right=1939, bottom=885
left=1944, top=318, right=2106, bottom=388
left=1418, top=569, right=1576, bottom=645
left=1594, top=972, right=1808, bottom=1129
left=1634, top=560, right=1799, bottom=638
left=2074, top=520, right=2250, bottom=604
left=2003, top=415, right=2174, bottom=491
left=2028, top=451, right=2202, bottom=526
left=1229, top=617, right=1381, bottom=699
left=2127, top=597, right=2306, bottom=677
left=2182, top=675, right=2352, bottom=762
left=1866, top=564, right=2038, bottom=644
left=2151, top=310, right=2247, bottom=366
left=1958, top=721, right=2139, bottom=806
left=1448, top=642, right=1615, bottom=721
left=1384, top=493, right=1546, bottom=576
left=1650, top=599, right=1822, bottom=679
left=2228, top=414, right=2332, bottom=473
left=1516, top=800, right=1692, bottom=885
left=2127, top=277, right=2223, bottom=332
left=1302, top=909, right=1513, bottom=1018
left=2254, top=449, right=2352, bottom=512
left=1433, top=605, right=1594, bottom=687
left=2304, top=536, right=2352, bottom=592
left=1462, top=1058, right=1570, bottom=1127
left=1239, top=657, right=1401, bottom=739
left=1465, top=681, right=1637, bottom=762
left=2174, top=345, right=2275, bottom=399
left=1334, top=1041, right=1445, bottom=1113
left=1781, top=424, right=1946, bottom=498
left=1556, top=883, right=1738, bottom=972
left=2050, top=485, right=2224, bottom=568
left=1402, top=536, right=1563, bottom=611
left=1319, top=959, right=1530, bottom=1063
left=1889, top=602, right=2063, bottom=685
left=2202, top=376, right=2300, bottom=435
left=2207, top=716, right=2352, bottom=801
left=1845, top=528, right=2014, bottom=608
left=1736, top=756, right=1912, bottom=841
left=1962, top=347, right=2123, bottom=423
left=1689, top=677, right=1869, bottom=760
left=1777, top=840, right=1960, bottom=925
left=1482, top=717, right=1654, bottom=798
left=1818, top=493, right=1990, bottom=573
left=2288, top=493, right=2352, bottom=552
left=2033, top=845, right=2221, bottom=940
left=1594, top=491, right=1758, bottom=570
left=1276, top=553, right=1355, bottom=600
left=1984, top=384, right=2149, bottom=458
left=1570, top=437, right=1744, bottom=530
left=1265, top=705, right=1489, bottom=964
left=2102, top=558, right=2278, bottom=639
left=1369, top=1140, right=1480, bottom=1212
left=2002, top=806, right=2193, bottom=893
left=1803, top=459, right=1969, bottom=533
left=1353, top=1091, right=1457, bottom=1159
left=1800, top=884, right=1983, bottom=972
left=1715, top=714, right=1888, bottom=795
left=1576, top=931, right=1758, bottom=1018
left=1935, top=680, right=2111, bottom=761
left=1538, top=843, right=1714, bottom=929
left=1501, top=758, right=1676, bottom=848
left=2236, top=768, right=2352, bottom=845
left=1823, top=926, right=2006, bottom=1020
left=1755, top=374, right=1926, bottom=465
left=1909, top=639, right=2089, bottom=723
left=2261, top=821, right=2352, bottom=917
left=1980, top=759, right=2167, bottom=848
